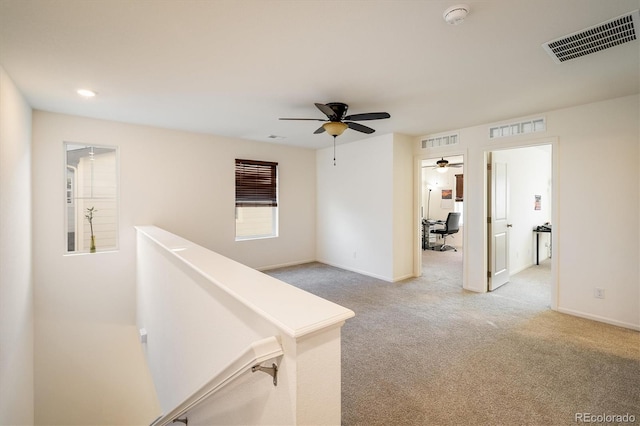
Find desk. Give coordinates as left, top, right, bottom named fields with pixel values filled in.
left=422, top=220, right=443, bottom=250
left=533, top=227, right=551, bottom=265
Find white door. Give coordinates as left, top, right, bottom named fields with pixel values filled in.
left=488, top=153, right=510, bottom=291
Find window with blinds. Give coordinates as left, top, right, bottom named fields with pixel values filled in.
left=235, top=159, right=278, bottom=240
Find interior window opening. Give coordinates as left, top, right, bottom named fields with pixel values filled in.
left=65, top=143, right=118, bottom=253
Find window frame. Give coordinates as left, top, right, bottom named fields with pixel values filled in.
left=235, top=159, right=279, bottom=241
left=64, top=142, right=120, bottom=254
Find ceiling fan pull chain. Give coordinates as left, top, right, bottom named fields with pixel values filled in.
left=333, top=136, right=337, bottom=166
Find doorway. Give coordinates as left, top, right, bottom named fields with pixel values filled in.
left=420, top=155, right=464, bottom=281
left=486, top=144, right=553, bottom=295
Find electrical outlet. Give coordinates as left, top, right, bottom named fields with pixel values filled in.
left=139, top=328, right=148, bottom=343
left=594, top=288, right=605, bottom=299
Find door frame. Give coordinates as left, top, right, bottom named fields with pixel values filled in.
left=414, top=150, right=468, bottom=289
left=483, top=137, right=558, bottom=309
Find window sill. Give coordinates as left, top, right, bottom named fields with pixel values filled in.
left=235, top=235, right=278, bottom=242
left=64, top=249, right=119, bottom=257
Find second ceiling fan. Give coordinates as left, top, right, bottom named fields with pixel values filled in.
left=424, top=157, right=463, bottom=173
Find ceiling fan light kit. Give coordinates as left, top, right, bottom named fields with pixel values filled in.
left=436, top=158, right=449, bottom=173
left=323, top=121, right=348, bottom=136
left=443, top=4, right=470, bottom=25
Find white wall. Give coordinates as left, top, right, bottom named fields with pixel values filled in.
left=416, top=95, right=639, bottom=330
left=31, top=111, right=317, bottom=424
left=317, top=134, right=394, bottom=280
left=0, top=66, right=34, bottom=424
left=393, top=134, right=415, bottom=280
left=316, top=133, right=413, bottom=282
left=549, top=96, right=638, bottom=329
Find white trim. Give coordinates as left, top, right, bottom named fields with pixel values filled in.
left=257, top=258, right=317, bottom=272
left=556, top=307, right=640, bottom=331
left=316, top=258, right=395, bottom=283
left=63, top=141, right=120, bottom=254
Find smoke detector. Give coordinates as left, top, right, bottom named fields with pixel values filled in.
left=443, top=4, right=470, bottom=25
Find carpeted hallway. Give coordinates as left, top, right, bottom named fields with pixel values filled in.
left=267, top=250, right=640, bottom=425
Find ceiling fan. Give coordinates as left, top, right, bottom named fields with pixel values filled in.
left=280, top=102, right=390, bottom=165
left=279, top=102, right=390, bottom=136
left=424, top=157, right=463, bottom=173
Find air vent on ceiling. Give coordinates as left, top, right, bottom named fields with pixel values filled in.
left=542, top=10, right=639, bottom=63
left=422, top=133, right=459, bottom=149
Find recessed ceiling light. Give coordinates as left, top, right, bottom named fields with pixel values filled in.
left=77, top=89, right=97, bottom=98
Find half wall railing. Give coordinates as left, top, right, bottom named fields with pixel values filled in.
left=136, top=226, right=354, bottom=425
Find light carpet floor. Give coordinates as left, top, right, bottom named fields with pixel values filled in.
left=267, top=251, right=639, bottom=425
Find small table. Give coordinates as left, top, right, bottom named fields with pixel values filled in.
left=533, top=227, right=551, bottom=265
left=422, top=220, right=443, bottom=250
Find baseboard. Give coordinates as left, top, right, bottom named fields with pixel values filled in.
left=316, top=258, right=394, bottom=282
left=556, top=307, right=640, bottom=331
left=393, top=273, right=415, bottom=282
left=510, top=264, right=529, bottom=275
left=259, top=258, right=404, bottom=283
left=257, top=259, right=316, bottom=272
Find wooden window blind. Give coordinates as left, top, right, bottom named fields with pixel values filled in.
left=235, top=159, right=278, bottom=207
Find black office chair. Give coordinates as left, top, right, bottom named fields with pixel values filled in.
left=431, top=212, right=461, bottom=252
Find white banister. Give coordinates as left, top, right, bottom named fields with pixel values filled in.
left=151, top=336, right=283, bottom=426
left=136, top=226, right=354, bottom=425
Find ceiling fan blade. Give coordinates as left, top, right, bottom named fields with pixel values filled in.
left=313, top=126, right=326, bottom=134
left=422, top=161, right=463, bottom=169
left=315, top=103, right=337, bottom=119
left=279, top=117, right=326, bottom=121
left=343, top=112, right=390, bottom=121
left=346, top=121, right=375, bottom=134
left=425, top=164, right=463, bottom=169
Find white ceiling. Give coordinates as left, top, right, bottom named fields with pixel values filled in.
left=1, top=0, right=638, bottom=149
